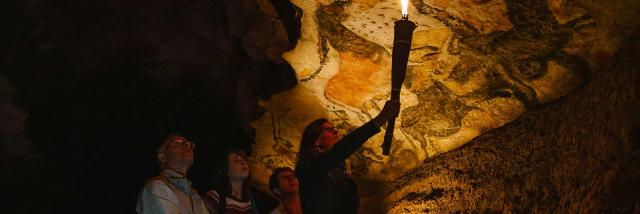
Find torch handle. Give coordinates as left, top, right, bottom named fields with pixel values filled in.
left=381, top=19, right=415, bottom=156
left=382, top=89, right=401, bottom=155
left=381, top=116, right=396, bottom=155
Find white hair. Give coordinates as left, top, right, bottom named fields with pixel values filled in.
left=156, top=133, right=184, bottom=169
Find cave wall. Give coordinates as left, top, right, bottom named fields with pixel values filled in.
left=386, top=25, right=640, bottom=214
left=248, top=0, right=636, bottom=193
left=1, top=0, right=639, bottom=213
left=242, top=0, right=640, bottom=213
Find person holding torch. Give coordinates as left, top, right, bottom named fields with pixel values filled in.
left=295, top=0, right=415, bottom=213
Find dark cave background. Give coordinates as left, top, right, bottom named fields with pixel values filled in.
left=1, top=0, right=299, bottom=213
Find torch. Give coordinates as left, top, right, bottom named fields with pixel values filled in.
left=382, top=0, right=416, bottom=156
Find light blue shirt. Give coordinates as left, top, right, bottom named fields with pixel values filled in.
left=136, top=169, right=209, bottom=214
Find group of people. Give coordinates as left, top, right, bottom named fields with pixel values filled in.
left=136, top=101, right=400, bottom=214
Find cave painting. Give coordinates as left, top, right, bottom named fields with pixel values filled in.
left=248, top=0, right=599, bottom=188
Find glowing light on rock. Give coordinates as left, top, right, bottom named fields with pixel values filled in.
left=249, top=1, right=597, bottom=200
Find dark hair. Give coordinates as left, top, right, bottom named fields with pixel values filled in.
left=298, top=118, right=329, bottom=162
left=214, top=149, right=252, bottom=201
left=268, top=167, right=294, bottom=193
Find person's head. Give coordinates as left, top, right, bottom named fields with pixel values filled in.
left=156, top=133, right=195, bottom=170
left=214, top=149, right=252, bottom=199
left=299, top=118, right=339, bottom=160
left=269, top=167, right=299, bottom=197
left=227, top=150, right=250, bottom=181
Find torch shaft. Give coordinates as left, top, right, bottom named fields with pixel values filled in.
left=382, top=19, right=416, bottom=155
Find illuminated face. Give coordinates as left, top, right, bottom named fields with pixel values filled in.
left=276, top=169, right=299, bottom=195
left=316, top=122, right=339, bottom=151
left=164, top=136, right=195, bottom=168
left=228, top=152, right=249, bottom=180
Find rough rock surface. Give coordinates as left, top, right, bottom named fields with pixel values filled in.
left=249, top=0, right=640, bottom=197
left=385, top=29, right=640, bottom=213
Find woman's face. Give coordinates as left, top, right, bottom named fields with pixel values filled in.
left=228, top=152, right=249, bottom=180
left=316, top=122, right=339, bottom=150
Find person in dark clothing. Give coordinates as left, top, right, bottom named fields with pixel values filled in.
left=295, top=101, right=400, bottom=214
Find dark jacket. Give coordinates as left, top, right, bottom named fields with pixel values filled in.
left=295, top=121, right=380, bottom=214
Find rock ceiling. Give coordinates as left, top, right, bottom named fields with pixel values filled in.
left=248, top=0, right=620, bottom=188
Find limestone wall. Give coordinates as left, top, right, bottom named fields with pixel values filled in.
left=249, top=0, right=633, bottom=190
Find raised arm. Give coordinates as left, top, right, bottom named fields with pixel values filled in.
left=296, top=100, right=400, bottom=174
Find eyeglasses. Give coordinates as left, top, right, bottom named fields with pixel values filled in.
left=170, top=139, right=196, bottom=149
left=321, top=126, right=336, bottom=132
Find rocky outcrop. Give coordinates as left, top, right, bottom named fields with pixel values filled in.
left=386, top=29, right=640, bottom=213
left=249, top=0, right=639, bottom=196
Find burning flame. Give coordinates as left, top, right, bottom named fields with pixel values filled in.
left=401, top=0, right=408, bottom=16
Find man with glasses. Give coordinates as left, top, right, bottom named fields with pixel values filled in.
left=136, top=133, right=209, bottom=214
